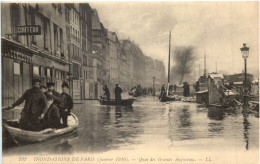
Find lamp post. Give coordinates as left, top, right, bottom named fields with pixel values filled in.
left=240, top=43, right=249, bottom=108
left=152, top=76, right=155, bottom=96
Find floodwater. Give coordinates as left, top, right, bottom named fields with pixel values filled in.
left=3, top=95, right=259, bottom=158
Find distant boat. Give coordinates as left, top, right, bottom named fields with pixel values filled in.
left=99, top=97, right=135, bottom=106
left=3, top=113, right=79, bottom=145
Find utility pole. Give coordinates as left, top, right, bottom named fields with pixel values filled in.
left=167, top=31, right=171, bottom=96
left=199, top=64, right=201, bottom=77
left=204, top=52, right=207, bottom=76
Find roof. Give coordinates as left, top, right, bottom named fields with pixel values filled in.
left=208, top=73, right=224, bottom=79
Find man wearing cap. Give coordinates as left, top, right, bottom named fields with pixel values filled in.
left=46, top=82, right=60, bottom=107
left=59, top=82, right=73, bottom=127
left=10, top=79, right=48, bottom=131
left=114, top=84, right=123, bottom=102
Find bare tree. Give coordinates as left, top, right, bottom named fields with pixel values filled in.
left=171, top=46, right=195, bottom=84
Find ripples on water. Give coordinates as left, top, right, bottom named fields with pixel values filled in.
left=3, top=96, right=259, bottom=155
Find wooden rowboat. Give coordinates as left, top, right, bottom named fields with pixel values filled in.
left=159, top=95, right=175, bottom=102
left=3, top=113, right=79, bottom=145
left=99, top=98, right=135, bottom=106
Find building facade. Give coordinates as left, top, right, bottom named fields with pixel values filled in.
left=2, top=3, right=70, bottom=106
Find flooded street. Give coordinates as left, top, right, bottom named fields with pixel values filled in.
left=3, top=95, right=259, bottom=156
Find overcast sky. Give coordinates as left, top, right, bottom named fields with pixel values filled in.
left=91, top=1, right=259, bottom=79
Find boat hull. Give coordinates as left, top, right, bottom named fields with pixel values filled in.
left=159, top=96, right=175, bottom=102
left=99, top=99, right=134, bottom=106
left=3, top=113, right=79, bottom=144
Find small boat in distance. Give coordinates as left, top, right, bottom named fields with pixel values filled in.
left=3, top=113, right=79, bottom=145
left=99, top=97, right=135, bottom=106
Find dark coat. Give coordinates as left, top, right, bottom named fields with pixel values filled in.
left=160, top=86, right=166, bottom=97
left=43, top=104, right=61, bottom=129
left=12, top=86, right=47, bottom=131
left=104, top=87, right=110, bottom=97
left=47, top=90, right=60, bottom=106
left=59, top=92, right=73, bottom=115
left=12, top=86, right=48, bottom=117
left=115, top=86, right=123, bottom=101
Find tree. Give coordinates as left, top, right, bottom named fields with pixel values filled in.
left=171, top=46, right=195, bottom=84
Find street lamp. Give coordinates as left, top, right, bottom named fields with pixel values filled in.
left=240, top=43, right=249, bottom=108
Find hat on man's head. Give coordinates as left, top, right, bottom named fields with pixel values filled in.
left=61, top=82, right=69, bottom=88
left=47, top=82, right=55, bottom=88
left=32, top=79, right=41, bottom=85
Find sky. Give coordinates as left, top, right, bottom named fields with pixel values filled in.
left=90, top=1, right=259, bottom=79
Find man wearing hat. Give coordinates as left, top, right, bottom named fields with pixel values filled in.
left=59, top=82, right=73, bottom=127
left=46, top=82, right=60, bottom=107
left=9, top=79, right=48, bottom=131
left=114, top=84, right=123, bottom=102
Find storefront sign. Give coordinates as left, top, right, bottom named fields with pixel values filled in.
left=17, top=25, right=41, bottom=35
left=3, top=50, right=32, bottom=63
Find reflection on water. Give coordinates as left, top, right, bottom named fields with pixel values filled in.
left=3, top=97, right=259, bottom=155
left=242, top=111, right=250, bottom=150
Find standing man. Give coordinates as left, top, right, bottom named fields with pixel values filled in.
left=103, top=84, right=110, bottom=101
left=160, top=84, right=166, bottom=98
left=195, top=81, right=200, bottom=92
left=10, top=79, right=48, bottom=131
left=46, top=82, right=60, bottom=107
left=115, top=84, right=123, bottom=102
left=59, top=82, right=73, bottom=127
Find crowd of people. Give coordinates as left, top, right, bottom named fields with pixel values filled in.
left=9, top=79, right=73, bottom=131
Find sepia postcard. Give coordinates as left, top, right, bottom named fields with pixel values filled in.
left=1, top=1, right=259, bottom=164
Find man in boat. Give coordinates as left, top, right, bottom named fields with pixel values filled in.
left=46, top=82, right=60, bottom=107
left=43, top=93, right=61, bottom=129
left=9, top=79, right=48, bottom=131
left=103, top=84, right=110, bottom=101
left=195, top=81, right=200, bottom=92
left=115, top=84, right=123, bottom=102
left=160, top=84, right=166, bottom=99
left=59, top=82, right=73, bottom=128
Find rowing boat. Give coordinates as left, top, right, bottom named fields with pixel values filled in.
left=3, top=113, right=79, bottom=145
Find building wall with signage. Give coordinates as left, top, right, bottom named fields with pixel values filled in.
left=1, top=3, right=71, bottom=107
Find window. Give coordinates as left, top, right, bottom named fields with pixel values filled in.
left=29, top=7, right=36, bottom=44
left=58, top=4, right=62, bottom=14
left=46, top=68, right=51, bottom=77
left=42, top=17, right=50, bottom=50
left=40, top=67, right=45, bottom=76
left=33, top=66, right=39, bottom=75
left=54, top=24, right=63, bottom=54
left=65, top=8, right=70, bottom=23
left=14, top=62, right=21, bottom=75
left=10, top=4, right=20, bottom=41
